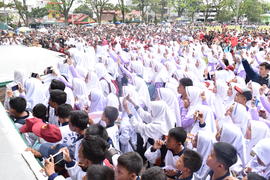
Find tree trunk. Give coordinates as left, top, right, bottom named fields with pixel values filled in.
left=64, top=11, right=69, bottom=25
left=22, top=0, right=29, bottom=26
left=98, top=10, right=102, bottom=24
left=177, top=7, right=181, bottom=17
left=121, top=9, right=125, bottom=22
left=121, top=0, right=125, bottom=23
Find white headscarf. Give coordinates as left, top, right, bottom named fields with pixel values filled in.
left=252, top=138, right=270, bottom=166
left=152, top=62, right=169, bottom=83
left=132, top=76, right=151, bottom=108
left=186, top=86, right=202, bottom=118
left=193, top=131, right=214, bottom=180
left=72, top=78, right=90, bottom=110
left=230, top=102, right=250, bottom=135
left=214, top=81, right=228, bottom=120
left=141, top=100, right=176, bottom=140
left=246, top=120, right=270, bottom=162
left=86, top=70, right=102, bottom=93
left=220, top=123, right=247, bottom=167
left=14, top=70, right=26, bottom=86
left=157, top=88, right=181, bottom=127
left=89, top=89, right=106, bottom=113
left=248, top=81, right=261, bottom=98
left=24, top=78, right=46, bottom=109
left=130, top=61, right=144, bottom=77
left=106, top=93, right=120, bottom=110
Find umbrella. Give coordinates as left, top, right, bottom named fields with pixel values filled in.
left=17, top=27, right=32, bottom=32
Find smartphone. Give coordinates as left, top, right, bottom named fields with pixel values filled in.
left=50, top=151, right=64, bottom=165
left=11, top=85, right=19, bottom=91
left=31, top=72, right=38, bottom=78
left=47, top=67, right=53, bottom=74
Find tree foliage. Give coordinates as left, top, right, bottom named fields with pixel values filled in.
left=46, top=0, right=76, bottom=23
left=86, top=0, right=110, bottom=24
left=74, top=4, right=93, bottom=17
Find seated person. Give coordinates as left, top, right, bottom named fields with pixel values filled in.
left=84, top=164, right=115, bottom=180
left=175, top=149, right=202, bottom=180
left=116, top=152, right=143, bottom=180
left=206, top=142, right=238, bottom=180
left=141, top=166, right=167, bottom=180
left=144, top=127, right=187, bottom=177
left=8, top=97, right=31, bottom=128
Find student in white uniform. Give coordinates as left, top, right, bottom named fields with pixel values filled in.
left=247, top=138, right=270, bottom=179
left=49, top=79, right=75, bottom=108
left=144, top=127, right=187, bottom=178
left=68, top=110, right=89, bottom=161
left=101, top=106, right=121, bottom=151
left=57, top=104, right=79, bottom=150
left=48, top=90, right=67, bottom=125
left=45, top=135, right=108, bottom=180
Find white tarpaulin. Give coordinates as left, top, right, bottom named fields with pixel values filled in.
left=0, top=45, right=63, bottom=82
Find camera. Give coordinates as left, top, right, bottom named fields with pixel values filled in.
left=31, top=72, right=38, bottom=78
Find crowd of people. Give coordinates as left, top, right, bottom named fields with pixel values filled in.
left=2, top=23, right=270, bottom=180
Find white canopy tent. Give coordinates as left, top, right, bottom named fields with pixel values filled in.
left=0, top=45, right=63, bottom=83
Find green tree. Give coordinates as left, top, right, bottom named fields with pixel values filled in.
left=11, top=0, right=29, bottom=26
left=0, top=2, right=13, bottom=24
left=29, top=7, right=48, bottom=19
left=46, top=0, right=76, bottom=24
left=74, top=4, right=93, bottom=17
left=132, top=0, right=149, bottom=22
left=186, top=0, right=202, bottom=22
left=116, top=0, right=128, bottom=22
left=170, top=0, right=187, bottom=17
left=86, top=0, right=110, bottom=24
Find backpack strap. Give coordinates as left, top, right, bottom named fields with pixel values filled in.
left=100, top=77, right=112, bottom=93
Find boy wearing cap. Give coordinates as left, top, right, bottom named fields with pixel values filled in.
left=234, top=86, right=253, bottom=107
left=206, top=142, right=238, bottom=180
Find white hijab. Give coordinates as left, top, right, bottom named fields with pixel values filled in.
left=246, top=120, right=270, bottom=162
left=132, top=75, right=151, bottom=108
left=193, top=131, right=214, bottom=180
left=24, top=78, right=46, bottom=109
left=157, top=88, right=181, bottom=127
left=86, top=70, right=102, bottom=93
left=220, top=123, right=247, bottom=167
left=72, top=78, right=90, bottom=110
left=230, top=102, right=250, bottom=135
left=252, top=138, right=270, bottom=166
left=186, top=86, right=202, bottom=118
left=89, top=89, right=106, bottom=113
left=141, top=100, right=176, bottom=140
left=214, top=81, right=228, bottom=120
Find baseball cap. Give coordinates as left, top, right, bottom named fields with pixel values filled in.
left=20, top=117, right=42, bottom=133
left=32, top=121, right=62, bottom=143
left=234, top=86, right=252, bottom=101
